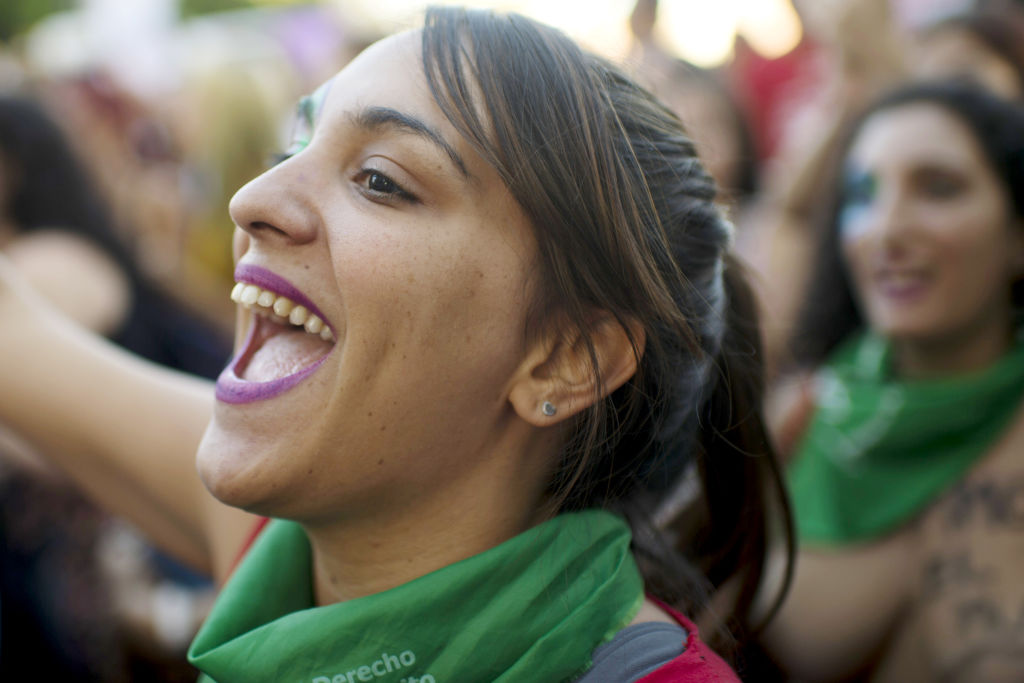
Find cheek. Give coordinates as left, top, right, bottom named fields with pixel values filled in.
left=935, top=202, right=1014, bottom=273
left=337, top=232, right=531, bottom=366
left=936, top=233, right=1015, bottom=303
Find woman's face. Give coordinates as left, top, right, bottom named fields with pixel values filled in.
left=196, top=31, right=541, bottom=521
left=839, top=103, right=1023, bottom=351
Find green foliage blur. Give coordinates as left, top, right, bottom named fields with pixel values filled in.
left=179, top=0, right=265, bottom=17
left=0, top=0, right=73, bottom=42
left=180, top=0, right=303, bottom=18
left=0, top=0, right=304, bottom=42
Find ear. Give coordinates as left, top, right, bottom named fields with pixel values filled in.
left=509, top=314, right=646, bottom=427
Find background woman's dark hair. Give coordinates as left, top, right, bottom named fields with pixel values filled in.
left=421, top=6, right=793, bottom=652
left=0, top=95, right=140, bottom=275
left=788, top=80, right=1024, bottom=369
left=0, top=94, right=229, bottom=377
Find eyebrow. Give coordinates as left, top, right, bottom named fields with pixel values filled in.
left=349, top=106, right=470, bottom=179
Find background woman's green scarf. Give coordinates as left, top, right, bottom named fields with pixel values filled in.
left=788, top=333, right=1024, bottom=544
left=188, top=509, right=644, bottom=683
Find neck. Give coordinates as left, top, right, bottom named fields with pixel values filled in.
left=891, top=317, right=1014, bottom=380
left=305, top=430, right=558, bottom=606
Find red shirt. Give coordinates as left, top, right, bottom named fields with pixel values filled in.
left=638, top=603, right=741, bottom=682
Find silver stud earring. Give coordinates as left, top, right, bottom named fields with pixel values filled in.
left=542, top=401, right=557, bottom=417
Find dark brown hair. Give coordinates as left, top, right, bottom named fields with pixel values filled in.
left=421, top=7, right=792, bottom=649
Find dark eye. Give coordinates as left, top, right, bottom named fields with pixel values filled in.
left=921, top=175, right=963, bottom=199
left=359, top=169, right=416, bottom=203
left=914, top=166, right=966, bottom=200
left=368, top=172, right=397, bottom=194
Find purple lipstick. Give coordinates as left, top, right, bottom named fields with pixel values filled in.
left=215, top=264, right=335, bottom=404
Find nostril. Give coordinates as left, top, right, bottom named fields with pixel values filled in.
left=247, top=221, right=291, bottom=238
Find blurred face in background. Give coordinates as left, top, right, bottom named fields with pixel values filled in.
left=838, top=103, right=1024, bottom=362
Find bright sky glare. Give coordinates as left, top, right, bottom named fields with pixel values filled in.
left=331, top=0, right=803, bottom=66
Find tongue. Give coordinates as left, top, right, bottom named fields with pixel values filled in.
left=242, top=328, right=333, bottom=382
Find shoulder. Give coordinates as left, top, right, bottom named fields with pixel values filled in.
left=577, top=601, right=740, bottom=683
left=633, top=606, right=741, bottom=683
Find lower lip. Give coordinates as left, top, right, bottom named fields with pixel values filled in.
left=214, top=322, right=332, bottom=404
left=878, top=280, right=928, bottom=304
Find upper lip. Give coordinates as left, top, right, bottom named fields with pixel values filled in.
left=233, top=262, right=332, bottom=327
left=872, top=265, right=930, bottom=293
left=874, top=266, right=927, bottom=281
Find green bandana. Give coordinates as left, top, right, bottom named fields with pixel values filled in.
left=788, top=333, right=1024, bottom=544
left=188, top=510, right=644, bottom=683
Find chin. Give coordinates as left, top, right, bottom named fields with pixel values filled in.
left=870, top=312, right=942, bottom=342
left=195, top=420, right=283, bottom=514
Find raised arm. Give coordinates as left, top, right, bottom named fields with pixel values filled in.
left=0, top=255, right=254, bottom=578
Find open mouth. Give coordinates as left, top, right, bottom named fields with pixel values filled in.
left=874, top=267, right=930, bottom=302
left=215, top=266, right=336, bottom=404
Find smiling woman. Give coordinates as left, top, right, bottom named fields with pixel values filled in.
left=762, top=82, right=1024, bottom=681
left=0, top=6, right=790, bottom=682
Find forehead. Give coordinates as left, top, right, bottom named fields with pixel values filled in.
left=309, top=30, right=496, bottom=181
left=315, top=31, right=443, bottom=139
left=849, top=104, right=986, bottom=171
left=329, top=30, right=423, bottom=95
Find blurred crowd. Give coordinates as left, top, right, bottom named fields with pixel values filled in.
left=0, top=0, right=1022, bottom=680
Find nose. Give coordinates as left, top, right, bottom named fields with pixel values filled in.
left=846, top=188, right=914, bottom=248
left=228, top=158, right=320, bottom=246
left=871, top=192, right=917, bottom=250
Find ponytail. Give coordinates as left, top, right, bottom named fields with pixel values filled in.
left=686, top=254, right=794, bottom=639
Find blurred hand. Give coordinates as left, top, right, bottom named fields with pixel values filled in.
left=834, top=0, right=908, bottom=102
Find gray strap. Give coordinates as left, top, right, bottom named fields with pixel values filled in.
left=575, top=622, right=687, bottom=683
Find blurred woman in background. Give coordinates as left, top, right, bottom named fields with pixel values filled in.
left=0, top=94, right=230, bottom=373
left=763, top=81, right=1024, bottom=681
left=0, top=93, right=230, bottom=681
left=747, top=0, right=1024, bottom=379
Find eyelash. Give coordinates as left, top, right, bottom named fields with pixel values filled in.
left=357, top=168, right=417, bottom=203
left=920, top=176, right=963, bottom=199
left=266, top=154, right=417, bottom=204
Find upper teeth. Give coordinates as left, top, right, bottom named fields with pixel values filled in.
left=230, top=282, right=335, bottom=342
